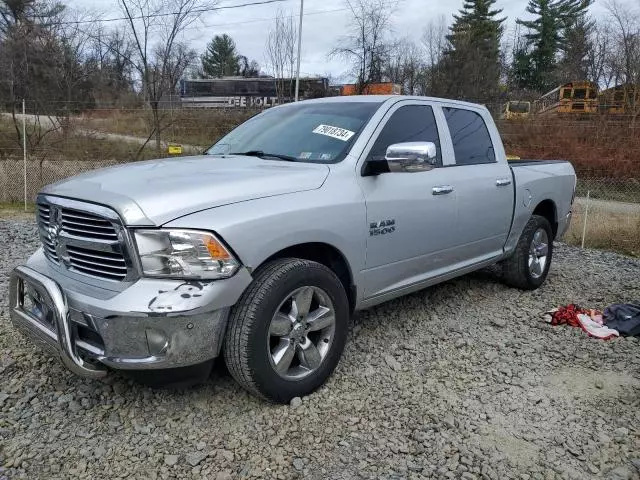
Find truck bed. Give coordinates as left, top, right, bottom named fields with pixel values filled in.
left=504, top=158, right=576, bottom=253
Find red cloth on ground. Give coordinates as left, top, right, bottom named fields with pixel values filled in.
left=548, top=304, right=616, bottom=339
left=550, top=304, right=590, bottom=327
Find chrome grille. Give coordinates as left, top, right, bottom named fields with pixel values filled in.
left=36, top=198, right=134, bottom=282
left=66, top=245, right=128, bottom=280
left=38, top=204, right=59, bottom=264
left=60, top=210, right=119, bottom=241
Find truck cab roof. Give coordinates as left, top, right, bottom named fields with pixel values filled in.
left=292, top=95, right=487, bottom=111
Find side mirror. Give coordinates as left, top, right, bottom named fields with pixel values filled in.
left=363, top=142, right=437, bottom=176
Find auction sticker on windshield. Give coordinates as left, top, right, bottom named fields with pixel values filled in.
left=312, top=125, right=355, bottom=142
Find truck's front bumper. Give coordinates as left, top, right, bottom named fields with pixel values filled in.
left=9, top=251, right=252, bottom=377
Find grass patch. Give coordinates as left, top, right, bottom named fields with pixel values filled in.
left=76, top=109, right=257, bottom=149
left=0, top=202, right=35, bottom=219
left=0, top=118, right=159, bottom=163
left=563, top=206, right=640, bottom=257
left=36, top=133, right=159, bottom=162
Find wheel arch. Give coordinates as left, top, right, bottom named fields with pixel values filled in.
left=257, top=242, right=356, bottom=314
left=532, top=199, right=558, bottom=238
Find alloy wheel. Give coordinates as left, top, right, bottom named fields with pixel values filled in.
left=267, top=286, right=336, bottom=380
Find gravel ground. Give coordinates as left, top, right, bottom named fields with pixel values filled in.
left=1, top=216, right=639, bottom=480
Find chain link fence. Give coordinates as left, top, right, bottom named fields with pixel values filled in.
left=1, top=106, right=638, bottom=256
left=0, top=158, right=120, bottom=203
left=565, top=178, right=640, bottom=256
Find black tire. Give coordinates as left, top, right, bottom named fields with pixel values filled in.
left=502, top=214, right=554, bottom=290
left=223, top=258, right=349, bottom=403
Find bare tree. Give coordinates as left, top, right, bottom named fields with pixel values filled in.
left=238, top=56, right=260, bottom=77
left=422, top=16, right=447, bottom=69
left=586, top=22, right=614, bottom=88
left=331, top=0, right=396, bottom=93
left=419, top=16, right=448, bottom=96
left=0, top=0, right=79, bottom=159
left=604, top=0, right=640, bottom=123
left=264, top=9, right=297, bottom=101
left=401, top=41, right=425, bottom=95
left=382, top=39, right=425, bottom=94
left=53, top=12, right=101, bottom=129
left=605, top=0, right=640, bottom=83
left=382, top=40, right=406, bottom=87
left=85, top=26, right=136, bottom=107
left=118, top=0, right=210, bottom=155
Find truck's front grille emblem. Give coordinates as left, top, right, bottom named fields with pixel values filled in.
left=38, top=204, right=60, bottom=264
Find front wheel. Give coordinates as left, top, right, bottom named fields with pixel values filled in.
left=223, top=258, right=349, bottom=403
left=502, top=214, right=553, bottom=290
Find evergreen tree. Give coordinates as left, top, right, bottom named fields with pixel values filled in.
left=516, top=0, right=592, bottom=92
left=441, top=0, right=505, bottom=103
left=201, top=34, right=240, bottom=78
left=510, top=44, right=534, bottom=91
left=557, top=15, right=593, bottom=83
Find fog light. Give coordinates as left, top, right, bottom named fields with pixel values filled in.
left=24, top=286, right=49, bottom=325
left=145, top=329, right=169, bottom=355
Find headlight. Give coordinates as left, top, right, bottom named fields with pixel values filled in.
left=133, top=229, right=240, bottom=279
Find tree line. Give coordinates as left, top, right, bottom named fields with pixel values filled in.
left=334, top=0, right=640, bottom=104
left=1, top=0, right=640, bottom=120
left=0, top=0, right=261, bottom=154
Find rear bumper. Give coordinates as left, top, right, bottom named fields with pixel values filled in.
left=9, top=251, right=252, bottom=377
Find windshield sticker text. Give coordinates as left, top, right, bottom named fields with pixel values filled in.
left=313, top=124, right=355, bottom=142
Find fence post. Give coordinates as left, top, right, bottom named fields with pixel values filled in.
left=581, top=190, right=590, bottom=249
left=22, top=98, right=27, bottom=211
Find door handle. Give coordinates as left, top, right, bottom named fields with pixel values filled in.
left=432, top=185, right=454, bottom=195
left=496, top=178, right=512, bottom=187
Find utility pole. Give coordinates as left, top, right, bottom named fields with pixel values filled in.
left=294, top=0, right=304, bottom=101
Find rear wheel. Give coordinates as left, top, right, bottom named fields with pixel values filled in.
left=223, top=258, right=349, bottom=403
left=502, top=214, right=553, bottom=290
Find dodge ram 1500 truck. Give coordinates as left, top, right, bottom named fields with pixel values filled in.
left=9, top=96, right=576, bottom=403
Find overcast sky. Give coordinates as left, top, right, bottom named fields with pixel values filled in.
left=67, top=0, right=634, bottom=82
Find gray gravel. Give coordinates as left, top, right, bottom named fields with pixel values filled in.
left=1, top=215, right=640, bottom=480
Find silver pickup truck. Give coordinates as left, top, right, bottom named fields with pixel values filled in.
left=9, top=96, right=576, bottom=402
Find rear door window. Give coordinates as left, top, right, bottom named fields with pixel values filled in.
left=443, top=107, right=495, bottom=166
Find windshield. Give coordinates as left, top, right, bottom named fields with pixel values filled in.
left=206, top=101, right=380, bottom=163
left=509, top=102, right=530, bottom=113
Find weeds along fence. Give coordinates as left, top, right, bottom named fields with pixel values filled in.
left=0, top=106, right=638, bottom=256
left=565, top=181, right=640, bottom=257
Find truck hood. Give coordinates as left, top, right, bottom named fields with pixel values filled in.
left=43, top=155, right=330, bottom=225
